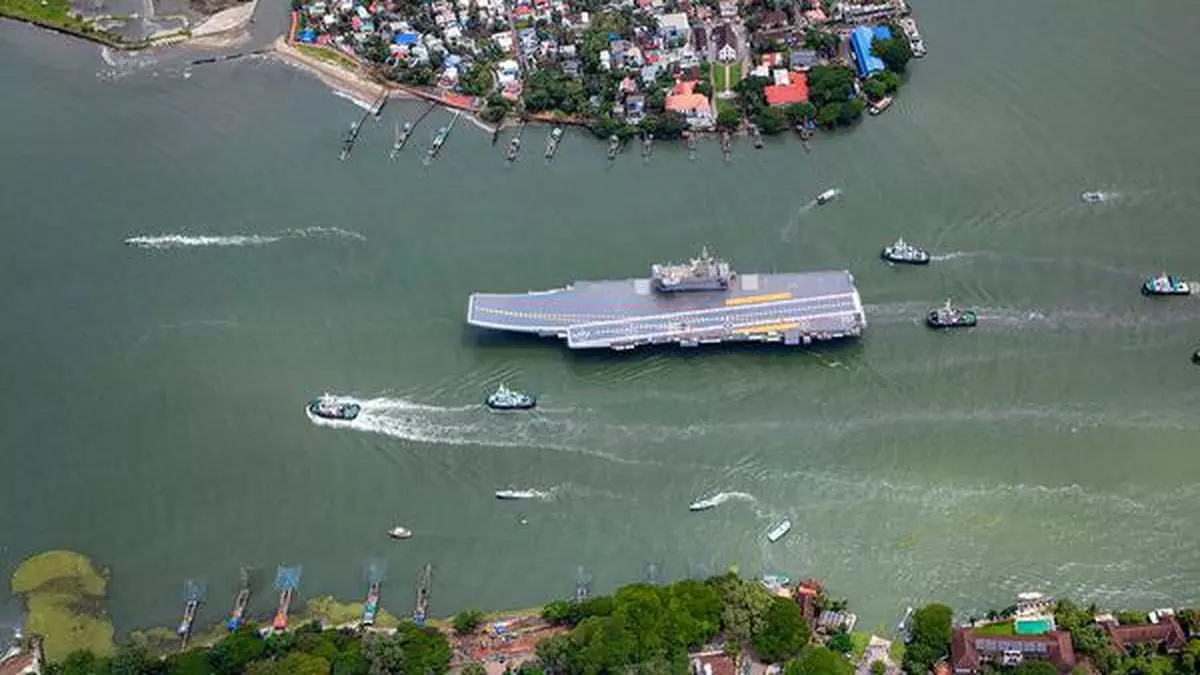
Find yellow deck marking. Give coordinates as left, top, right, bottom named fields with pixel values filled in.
left=725, top=292, right=792, bottom=307
left=733, top=322, right=799, bottom=334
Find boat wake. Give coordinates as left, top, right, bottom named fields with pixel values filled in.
left=702, top=491, right=757, bottom=507
left=124, top=227, right=366, bottom=249
left=929, top=251, right=975, bottom=262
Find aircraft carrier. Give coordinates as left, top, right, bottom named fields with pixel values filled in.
left=466, top=249, right=866, bottom=351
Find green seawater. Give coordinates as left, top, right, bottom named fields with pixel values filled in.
left=2, top=0, right=1200, bottom=637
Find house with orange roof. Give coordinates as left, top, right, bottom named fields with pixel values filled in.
left=665, top=80, right=714, bottom=128
left=765, top=71, right=808, bottom=106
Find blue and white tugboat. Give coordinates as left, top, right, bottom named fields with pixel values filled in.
left=486, top=384, right=536, bottom=411
left=881, top=237, right=930, bottom=265
left=1141, top=273, right=1191, bottom=296
left=926, top=298, right=977, bottom=329
left=307, top=394, right=361, bottom=421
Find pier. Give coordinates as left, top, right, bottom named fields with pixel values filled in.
left=606, top=135, right=621, bottom=161
left=392, top=102, right=438, bottom=158
left=361, top=560, right=386, bottom=627
left=271, top=566, right=302, bottom=633
left=339, top=91, right=388, bottom=161
left=227, top=568, right=251, bottom=632
left=575, top=567, right=590, bottom=602
left=505, top=122, right=525, bottom=162
left=413, top=563, right=432, bottom=625
left=685, top=131, right=697, bottom=160
left=177, top=580, right=204, bottom=651
left=641, top=132, right=654, bottom=160
left=544, top=127, right=563, bottom=160
left=752, top=125, right=764, bottom=149
left=720, top=130, right=732, bottom=162
left=426, top=110, right=461, bottom=163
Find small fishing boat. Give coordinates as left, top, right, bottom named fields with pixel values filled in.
left=926, top=298, right=978, bottom=328
left=869, top=96, right=893, bottom=115
left=816, top=188, right=838, bottom=205
left=881, top=237, right=930, bottom=265
left=486, top=384, right=536, bottom=411
left=307, top=395, right=360, bottom=421
left=545, top=127, right=563, bottom=159
left=1080, top=191, right=1106, bottom=203
left=1141, top=273, right=1191, bottom=296
left=388, top=526, right=412, bottom=539
left=607, top=135, right=620, bottom=160
left=767, top=520, right=792, bottom=543
left=689, top=495, right=722, bottom=512
left=361, top=580, right=381, bottom=626
left=495, top=489, right=541, bottom=500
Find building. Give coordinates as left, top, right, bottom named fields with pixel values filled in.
left=795, top=579, right=823, bottom=622
left=665, top=80, right=713, bottom=128
left=765, top=71, right=808, bottom=106
left=850, top=24, right=891, bottom=77
left=790, top=49, right=819, bottom=71
left=690, top=651, right=737, bottom=675
left=656, top=12, right=691, bottom=44
left=1105, top=617, right=1187, bottom=655
left=950, top=628, right=1076, bottom=674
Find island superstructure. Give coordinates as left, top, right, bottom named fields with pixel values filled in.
left=466, top=249, right=866, bottom=351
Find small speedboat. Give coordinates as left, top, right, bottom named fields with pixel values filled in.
left=494, top=489, right=541, bottom=500
left=689, top=495, right=722, bottom=512
left=388, top=526, right=412, bottom=539
left=767, top=520, right=792, bottom=543
left=1080, top=191, right=1106, bottom=203
left=1142, top=273, right=1191, bottom=296
left=815, top=188, right=838, bottom=205
left=486, top=384, right=536, bottom=411
left=881, top=237, right=930, bottom=265
left=308, top=395, right=360, bottom=421
left=926, top=298, right=978, bottom=329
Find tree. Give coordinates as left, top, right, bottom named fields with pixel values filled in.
left=165, top=650, right=212, bottom=675
left=827, top=628, right=853, bottom=655
left=870, top=662, right=886, bottom=675
left=715, top=574, right=775, bottom=646
left=803, top=28, right=838, bottom=58
left=246, top=653, right=331, bottom=675
left=716, top=106, right=741, bottom=130
left=815, top=102, right=840, bottom=128
left=111, top=644, right=162, bottom=675
left=785, top=645, right=853, bottom=675
left=210, top=627, right=268, bottom=675
left=462, top=663, right=488, bottom=675
left=694, top=80, right=713, bottom=98
left=753, top=597, right=811, bottom=663
left=902, top=604, right=953, bottom=675
left=642, top=112, right=687, bottom=140
left=785, top=102, right=816, bottom=126
left=543, top=600, right=575, bottom=625
left=871, top=37, right=912, bottom=74
left=454, top=610, right=485, bottom=635
left=837, top=98, right=865, bottom=125
left=753, top=106, right=788, bottom=135
left=460, top=63, right=495, bottom=96
left=359, top=35, right=391, bottom=65
left=862, top=78, right=888, bottom=102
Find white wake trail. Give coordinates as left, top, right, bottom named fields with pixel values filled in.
left=125, top=227, right=366, bottom=249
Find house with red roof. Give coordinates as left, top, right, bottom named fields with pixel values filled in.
left=665, top=79, right=713, bottom=128
left=765, top=71, right=808, bottom=106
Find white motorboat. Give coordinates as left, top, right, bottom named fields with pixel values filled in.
left=766, top=520, right=792, bottom=543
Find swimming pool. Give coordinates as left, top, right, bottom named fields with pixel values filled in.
left=1015, top=617, right=1055, bottom=635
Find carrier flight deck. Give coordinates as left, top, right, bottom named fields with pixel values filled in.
left=467, top=249, right=866, bottom=351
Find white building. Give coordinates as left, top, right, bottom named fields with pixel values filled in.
left=717, top=43, right=736, bottom=62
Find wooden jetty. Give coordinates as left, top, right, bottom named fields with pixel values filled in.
left=413, top=563, right=432, bottom=625
left=720, top=130, right=732, bottom=162
left=545, top=127, right=563, bottom=159
left=752, top=125, right=764, bottom=149
left=426, top=110, right=461, bottom=162
left=271, top=566, right=302, bottom=633
left=606, top=135, right=621, bottom=161
left=177, top=580, right=204, bottom=650
left=227, top=568, right=251, bottom=632
left=339, top=91, right=388, bottom=161
left=505, top=122, right=525, bottom=162
left=361, top=579, right=382, bottom=627
left=575, top=567, right=590, bottom=602
left=641, top=132, right=654, bottom=159
left=389, top=121, right=413, bottom=159
left=685, top=131, right=697, bottom=159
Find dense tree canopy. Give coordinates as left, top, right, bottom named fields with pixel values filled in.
left=524, top=67, right=587, bottom=114
left=871, top=37, right=913, bottom=74
left=902, top=603, right=953, bottom=675
left=753, top=597, right=811, bottom=663
left=785, top=645, right=853, bottom=675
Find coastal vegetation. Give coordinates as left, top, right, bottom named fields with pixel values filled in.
left=296, top=44, right=362, bottom=73
left=10, top=550, right=115, bottom=661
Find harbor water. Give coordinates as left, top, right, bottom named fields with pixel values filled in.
left=2, top=0, right=1200, bottom=636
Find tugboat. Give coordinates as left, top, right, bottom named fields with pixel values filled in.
left=926, top=298, right=978, bottom=329
left=1141, top=273, right=1191, bottom=296
left=486, top=384, right=536, bottom=411
left=307, top=395, right=361, bottom=421
left=881, top=237, right=930, bottom=265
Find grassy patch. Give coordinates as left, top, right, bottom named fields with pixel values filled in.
left=295, top=595, right=402, bottom=629
left=0, top=0, right=79, bottom=25
left=713, top=65, right=728, bottom=92
left=296, top=44, right=359, bottom=72
left=729, top=62, right=742, bottom=85
left=716, top=97, right=739, bottom=117
left=889, top=641, right=904, bottom=662
left=11, top=551, right=115, bottom=661
left=850, top=631, right=871, bottom=660
left=973, top=620, right=1015, bottom=636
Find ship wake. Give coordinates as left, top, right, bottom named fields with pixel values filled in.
left=125, top=227, right=366, bottom=249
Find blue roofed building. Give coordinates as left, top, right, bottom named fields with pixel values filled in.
left=850, top=25, right=891, bottom=78
left=393, top=32, right=420, bottom=45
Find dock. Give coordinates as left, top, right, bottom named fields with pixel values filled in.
left=413, top=563, right=432, bottom=625
left=392, top=102, right=438, bottom=158
left=752, top=125, right=764, bottom=149
left=641, top=132, right=654, bottom=160
left=685, top=131, right=697, bottom=160
left=339, top=92, right=388, bottom=161
left=575, top=567, right=590, bottom=602
left=545, top=127, right=563, bottom=160
left=505, top=122, right=525, bottom=162
left=720, top=130, right=732, bottom=162
left=227, top=568, right=251, bottom=632
left=362, top=580, right=382, bottom=627
left=177, top=580, right=204, bottom=651
left=271, top=566, right=302, bottom=633
left=426, top=110, right=461, bottom=163
left=606, top=135, right=621, bottom=161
